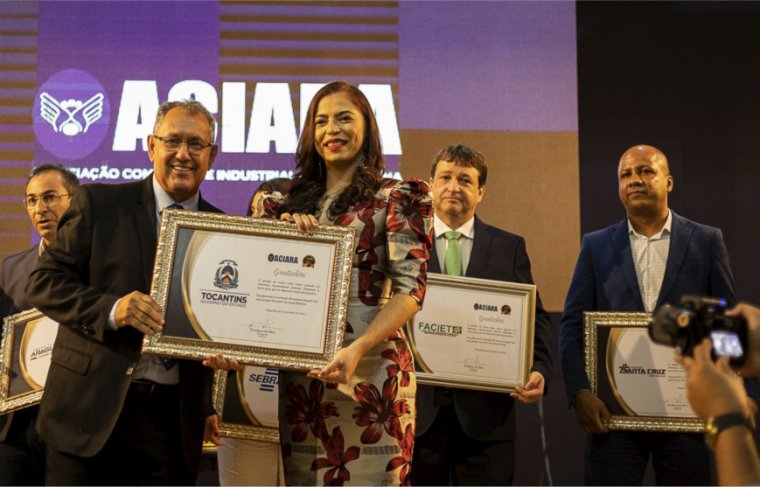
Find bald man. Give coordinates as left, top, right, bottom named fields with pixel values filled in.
left=559, top=145, right=740, bottom=485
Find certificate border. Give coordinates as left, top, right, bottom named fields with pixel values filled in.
left=584, top=311, right=704, bottom=433
left=0, top=308, right=48, bottom=415
left=143, top=209, right=355, bottom=371
left=405, top=273, right=536, bottom=393
left=212, top=369, right=279, bottom=443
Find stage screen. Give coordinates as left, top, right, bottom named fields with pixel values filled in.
left=1, top=1, right=578, bottom=309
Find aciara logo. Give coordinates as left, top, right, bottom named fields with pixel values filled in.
left=33, top=69, right=110, bottom=160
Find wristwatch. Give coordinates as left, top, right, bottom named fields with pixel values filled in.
left=705, top=412, right=756, bottom=450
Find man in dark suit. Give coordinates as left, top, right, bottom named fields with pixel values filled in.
left=0, top=164, right=79, bottom=485
left=412, top=144, right=553, bottom=485
left=559, top=144, right=741, bottom=485
left=26, top=100, right=222, bottom=485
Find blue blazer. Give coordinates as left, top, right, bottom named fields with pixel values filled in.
left=559, top=211, right=737, bottom=403
left=415, top=217, right=553, bottom=441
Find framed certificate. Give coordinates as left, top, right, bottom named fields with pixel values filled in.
left=405, top=273, right=536, bottom=392
left=0, top=308, right=59, bottom=414
left=584, top=311, right=704, bottom=432
left=212, top=366, right=280, bottom=442
left=143, top=209, right=355, bottom=371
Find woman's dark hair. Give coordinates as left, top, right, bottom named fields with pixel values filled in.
left=246, top=177, right=292, bottom=216
left=278, top=81, right=384, bottom=218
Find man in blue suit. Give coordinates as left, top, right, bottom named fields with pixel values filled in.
left=412, top=144, right=553, bottom=485
left=0, top=164, right=79, bottom=485
left=559, top=144, right=741, bottom=485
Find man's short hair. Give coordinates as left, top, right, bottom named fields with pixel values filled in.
left=28, top=164, right=80, bottom=194
left=430, top=143, right=488, bottom=187
left=153, top=99, right=216, bottom=140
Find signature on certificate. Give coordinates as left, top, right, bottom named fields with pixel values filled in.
left=246, top=319, right=281, bottom=337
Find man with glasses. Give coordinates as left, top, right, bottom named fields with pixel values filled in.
left=26, top=100, right=222, bottom=484
left=0, top=164, right=79, bottom=485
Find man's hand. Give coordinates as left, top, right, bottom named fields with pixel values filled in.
left=726, top=303, right=760, bottom=377
left=204, top=414, right=222, bottom=446
left=511, top=371, right=545, bottom=404
left=574, top=389, right=611, bottom=434
left=114, top=291, right=163, bottom=335
left=677, top=339, right=747, bottom=420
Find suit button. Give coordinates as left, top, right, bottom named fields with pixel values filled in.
left=126, top=367, right=134, bottom=376
left=82, top=326, right=95, bottom=336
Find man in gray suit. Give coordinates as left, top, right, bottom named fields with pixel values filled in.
left=26, top=100, right=222, bottom=485
left=0, top=164, right=79, bottom=485
left=412, top=144, right=553, bottom=485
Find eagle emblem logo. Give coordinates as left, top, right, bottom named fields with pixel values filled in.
left=39, top=92, right=104, bottom=136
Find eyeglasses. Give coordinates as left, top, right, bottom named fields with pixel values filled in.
left=23, top=193, right=72, bottom=209
left=152, top=135, right=215, bottom=155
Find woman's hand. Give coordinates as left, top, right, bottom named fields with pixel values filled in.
left=280, top=212, right=319, bottom=233
left=307, top=344, right=364, bottom=385
left=202, top=353, right=243, bottom=372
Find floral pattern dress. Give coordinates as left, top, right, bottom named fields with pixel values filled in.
left=267, top=179, right=433, bottom=486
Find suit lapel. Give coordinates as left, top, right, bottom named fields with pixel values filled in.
left=465, top=217, right=491, bottom=277
left=611, top=219, right=645, bottom=309
left=429, top=237, right=442, bottom=273
left=657, top=212, right=691, bottom=307
left=134, top=177, right=158, bottom=291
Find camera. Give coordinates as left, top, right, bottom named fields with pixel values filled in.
left=649, top=295, right=747, bottom=365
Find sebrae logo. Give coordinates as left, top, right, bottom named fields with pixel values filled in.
left=214, top=260, right=239, bottom=290
left=33, top=69, right=110, bottom=160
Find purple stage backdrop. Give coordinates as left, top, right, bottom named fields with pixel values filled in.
left=2, top=1, right=578, bottom=280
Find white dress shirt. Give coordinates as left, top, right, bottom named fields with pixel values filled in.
left=433, top=215, right=475, bottom=274
left=628, top=210, right=672, bottom=313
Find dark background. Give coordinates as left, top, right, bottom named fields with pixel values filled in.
left=511, top=2, right=760, bottom=485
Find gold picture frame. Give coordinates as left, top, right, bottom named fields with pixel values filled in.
left=584, top=311, right=704, bottom=432
left=212, top=367, right=279, bottom=443
left=143, top=209, right=355, bottom=372
left=405, top=273, right=536, bottom=393
left=0, top=308, right=59, bottom=414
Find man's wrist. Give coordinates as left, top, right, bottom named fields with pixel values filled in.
left=705, top=411, right=756, bottom=450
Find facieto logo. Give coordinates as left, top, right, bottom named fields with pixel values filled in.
left=473, top=303, right=498, bottom=312
left=33, top=69, right=110, bottom=160
left=417, top=321, right=463, bottom=337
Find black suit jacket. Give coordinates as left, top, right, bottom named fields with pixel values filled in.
left=415, top=216, right=554, bottom=441
left=26, top=177, right=219, bottom=470
left=0, top=246, right=38, bottom=442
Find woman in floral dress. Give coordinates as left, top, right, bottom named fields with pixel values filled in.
left=268, top=81, right=433, bottom=486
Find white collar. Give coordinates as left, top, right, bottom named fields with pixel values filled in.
left=627, top=209, right=672, bottom=239
left=152, top=175, right=199, bottom=212
left=434, top=215, right=475, bottom=240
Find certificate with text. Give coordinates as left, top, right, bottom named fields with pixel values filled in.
left=584, top=312, right=704, bottom=432
left=212, top=366, right=280, bottom=442
left=143, top=210, right=355, bottom=371
left=406, top=273, right=536, bottom=393
left=0, top=308, right=59, bottom=414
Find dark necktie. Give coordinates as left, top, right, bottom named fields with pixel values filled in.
left=157, top=203, right=184, bottom=370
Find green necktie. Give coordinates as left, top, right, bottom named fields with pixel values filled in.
left=443, top=231, right=463, bottom=276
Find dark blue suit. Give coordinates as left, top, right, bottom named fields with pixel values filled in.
left=559, top=211, right=736, bottom=485
left=0, top=246, right=45, bottom=485
left=413, top=217, right=553, bottom=485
